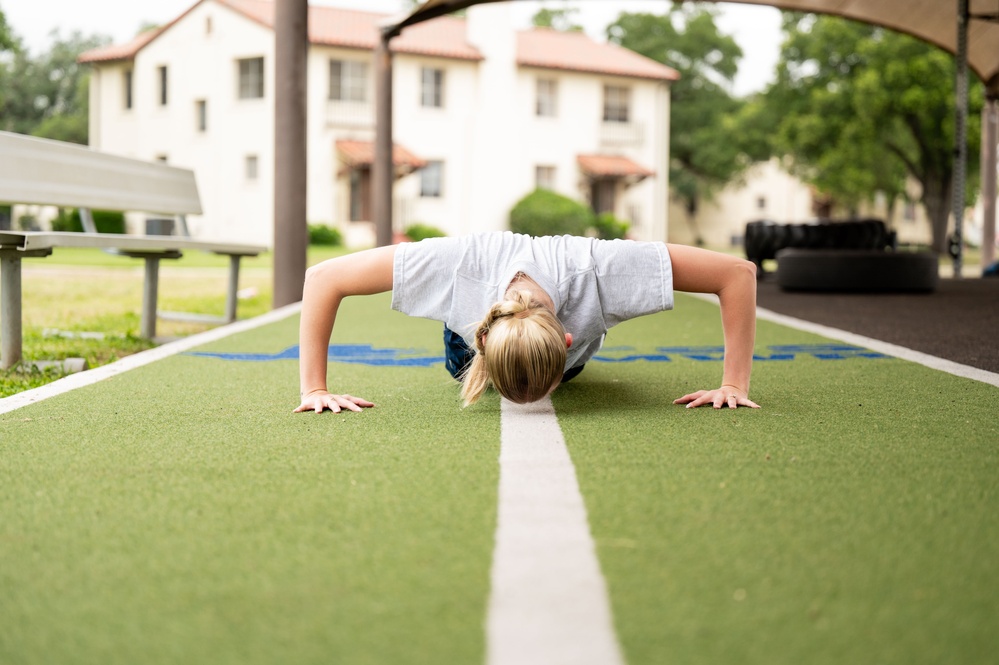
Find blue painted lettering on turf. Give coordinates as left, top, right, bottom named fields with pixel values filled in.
left=188, top=344, right=445, bottom=367
left=188, top=343, right=889, bottom=366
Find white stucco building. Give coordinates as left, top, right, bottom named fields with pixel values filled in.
left=80, top=0, right=678, bottom=247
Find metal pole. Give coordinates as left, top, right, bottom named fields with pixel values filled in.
left=273, top=0, right=309, bottom=307
left=951, top=0, right=969, bottom=278
left=982, top=89, right=998, bottom=271
left=225, top=254, right=241, bottom=322
left=1, top=254, right=23, bottom=369
left=373, top=32, right=394, bottom=248
left=141, top=256, right=160, bottom=340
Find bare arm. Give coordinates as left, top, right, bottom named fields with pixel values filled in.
left=666, top=244, right=760, bottom=409
left=294, top=245, right=397, bottom=414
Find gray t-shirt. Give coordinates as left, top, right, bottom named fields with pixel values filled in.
left=391, top=232, right=674, bottom=369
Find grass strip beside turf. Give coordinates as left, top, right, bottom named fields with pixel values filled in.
left=555, top=294, right=999, bottom=665
left=0, top=294, right=499, bottom=665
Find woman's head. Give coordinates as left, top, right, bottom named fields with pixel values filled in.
left=461, top=290, right=567, bottom=406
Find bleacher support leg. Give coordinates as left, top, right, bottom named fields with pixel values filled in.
left=141, top=257, right=160, bottom=339
left=1, top=254, right=23, bottom=370
left=225, top=255, right=241, bottom=323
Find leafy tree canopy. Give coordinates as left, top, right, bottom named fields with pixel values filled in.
left=0, top=29, right=108, bottom=144
left=0, top=7, right=14, bottom=51
left=761, top=13, right=983, bottom=252
left=532, top=7, right=583, bottom=32
left=607, top=4, right=748, bottom=244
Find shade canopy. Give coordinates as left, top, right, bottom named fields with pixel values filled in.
left=387, top=0, right=999, bottom=91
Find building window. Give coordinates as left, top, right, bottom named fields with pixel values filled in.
left=536, top=78, right=557, bottom=117
left=330, top=59, right=367, bottom=102
left=756, top=196, right=767, bottom=210
left=535, top=165, right=556, bottom=190
left=238, top=57, right=265, bottom=99
left=155, top=154, right=168, bottom=163
left=603, top=85, right=630, bottom=123
left=123, top=70, right=133, bottom=109
left=245, top=155, right=258, bottom=180
left=420, top=67, right=444, bottom=108
left=157, top=65, right=168, bottom=106
left=420, top=161, right=443, bottom=197
left=205, top=16, right=213, bottom=35
left=195, top=100, right=207, bottom=132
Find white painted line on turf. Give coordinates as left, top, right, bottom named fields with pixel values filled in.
left=487, top=396, right=624, bottom=665
left=686, top=292, right=999, bottom=388
left=0, top=302, right=303, bottom=415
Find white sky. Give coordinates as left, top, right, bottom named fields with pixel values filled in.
left=2, top=0, right=783, bottom=96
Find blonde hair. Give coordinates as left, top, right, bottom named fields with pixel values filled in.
left=460, top=290, right=567, bottom=407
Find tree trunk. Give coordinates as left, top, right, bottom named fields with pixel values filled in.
left=921, top=175, right=952, bottom=254
left=685, top=198, right=704, bottom=246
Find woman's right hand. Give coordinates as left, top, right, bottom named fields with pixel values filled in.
left=294, top=390, right=375, bottom=414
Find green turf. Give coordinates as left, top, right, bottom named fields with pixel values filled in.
left=2, top=291, right=997, bottom=664
left=554, top=294, right=999, bottom=664
left=0, top=294, right=499, bottom=665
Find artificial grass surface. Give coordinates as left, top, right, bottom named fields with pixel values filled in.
left=554, top=294, right=999, bottom=664
left=2, top=291, right=997, bottom=664
left=0, top=295, right=499, bottom=665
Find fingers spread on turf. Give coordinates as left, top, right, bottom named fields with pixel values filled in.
left=673, top=390, right=707, bottom=406
left=674, top=388, right=761, bottom=410
left=294, top=393, right=375, bottom=414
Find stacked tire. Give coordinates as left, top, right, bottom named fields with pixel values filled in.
left=744, top=219, right=938, bottom=292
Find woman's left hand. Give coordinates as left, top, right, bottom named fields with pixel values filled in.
left=673, top=385, right=760, bottom=409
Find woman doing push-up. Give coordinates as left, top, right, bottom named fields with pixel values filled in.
left=295, top=232, right=760, bottom=414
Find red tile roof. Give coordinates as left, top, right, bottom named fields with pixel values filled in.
left=78, top=26, right=166, bottom=64
left=81, top=0, right=481, bottom=64
left=577, top=154, right=656, bottom=179
left=519, top=28, right=678, bottom=81
left=336, top=140, right=427, bottom=170
left=79, top=0, right=677, bottom=82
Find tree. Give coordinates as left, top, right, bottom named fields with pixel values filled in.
left=0, top=30, right=107, bottom=144
left=0, top=8, right=13, bottom=50
left=607, top=5, right=746, bottom=245
left=532, top=7, right=583, bottom=32
left=763, top=14, right=983, bottom=253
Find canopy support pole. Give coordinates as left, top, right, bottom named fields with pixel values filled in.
left=982, top=85, right=998, bottom=272
left=951, top=0, right=969, bottom=277
left=273, top=0, right=309, bottom=306
left=373, top=31, right=395, bottom=248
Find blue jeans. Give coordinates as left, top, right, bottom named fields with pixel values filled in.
left=443, top=326, right=584, bottom=383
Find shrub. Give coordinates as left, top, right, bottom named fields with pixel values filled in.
left=509, top=189, right=593, bottom=238
left=593, top=212, right=630, bottom=240
left=308, top=223, right=343, bottom=246
left=17, top=214, right=40, bottom=231
left=403, top=223, right=446, bottom=242
left=51, top=208, right=126, bottom=234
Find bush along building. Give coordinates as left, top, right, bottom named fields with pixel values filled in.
left=79, top=0, right=678, bottom=247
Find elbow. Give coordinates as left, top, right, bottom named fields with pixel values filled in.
left=720, top=258, right=758, bottom=298
left=303, top=259, right=336, bottom=289
left=302, top=260, right=338, bottom=301
left=735, top=258, right=758, bottom=284
left=303, top=263, right=321, bottom=286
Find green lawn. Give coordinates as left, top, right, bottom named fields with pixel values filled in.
left=0, top=246, right=349, bottom=397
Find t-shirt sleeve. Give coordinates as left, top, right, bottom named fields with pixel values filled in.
left=391, top=236, right=465, bottom=322
left=592, top=240, right=674, bottom=328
